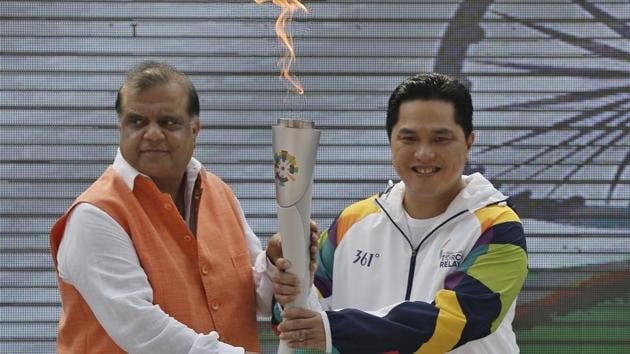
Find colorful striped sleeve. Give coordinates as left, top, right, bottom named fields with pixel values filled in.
left=326, top=204, right=528, bottom=354
left=315, top=196, right=380, bottom=302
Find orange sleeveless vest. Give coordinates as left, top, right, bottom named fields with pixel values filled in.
left=50, top=167, right=260, bottom=353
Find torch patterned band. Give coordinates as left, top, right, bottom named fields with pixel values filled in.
left=274, top=150, right=299, bottom=186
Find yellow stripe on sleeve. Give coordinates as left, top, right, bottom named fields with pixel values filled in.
left=416, top=290, right=466, bottom=354
left=336, top=196, right=380, bottom=243
left=474, top=205, right=521, bottom=234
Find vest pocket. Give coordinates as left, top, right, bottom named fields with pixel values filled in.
left=231, top=252, right=255, bottom=290
left=231, top=252, right=252, bottom=270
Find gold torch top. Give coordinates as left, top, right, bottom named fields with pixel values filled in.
left=277, top=118, right=314, bottom=129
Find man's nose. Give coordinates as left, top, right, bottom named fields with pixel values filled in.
left=414, top=143, right=435, bottom=160
left=143, top=122, right=165, bottom=141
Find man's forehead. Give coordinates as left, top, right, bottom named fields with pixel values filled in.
left=121, top=79, right=183, bottom=94
left=119, top=85, right=187, bottom=114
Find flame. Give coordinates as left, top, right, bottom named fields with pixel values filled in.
left=255, top=0, right=308, bottom=94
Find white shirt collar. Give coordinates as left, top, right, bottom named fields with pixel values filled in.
left=112, top=148, right=203, bottom=191
left=112, top=149, right=204, bottom=224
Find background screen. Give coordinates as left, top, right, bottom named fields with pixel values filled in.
left=1, top=1, right=629, bottom=353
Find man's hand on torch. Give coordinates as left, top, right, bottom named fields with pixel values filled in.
left=278, top=307, right=326, bottom=351
left=267, top=221, right=319, bottom=306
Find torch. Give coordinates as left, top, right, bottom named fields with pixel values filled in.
left=272, top=118, right=320, bottom=354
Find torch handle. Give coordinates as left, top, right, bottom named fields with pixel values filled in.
left=276, top=188, right=312, bottom=354
left=278, top=340, right=293, bottom=354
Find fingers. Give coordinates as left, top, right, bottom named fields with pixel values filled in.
left=265, top=233, right=283, bottom=266
left=309, top=230, right=319, bottom=276
left=274, top=258, right=292, bottom=272
left=272, top=226, right=320, bottom=304
left=310, top=241, right=318, bottom=265
left=278, top=308, right=326, bottom=350
left=274, top=291, right=297, bottom=306
left=310, top=224, right=320, bottom=257
left=278, top=314, right=316, bottom=335
left=280, top=328, right=317, bottom=344
left=281, top=307, right=315, bottom=319
left=311, top=231, right=319, bottom=245
left=288, top=337, right=323, bottom=350
left=273, top=260, right=301, bottom=305
left=309, top=220, right=319, bottom=235
left=274, top=287, right=300, bottom=306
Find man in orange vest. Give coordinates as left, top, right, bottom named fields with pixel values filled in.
left=50, top=61, right=311, bottom=354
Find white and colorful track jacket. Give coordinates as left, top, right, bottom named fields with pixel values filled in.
left=313, top=173, right=528, bottom=354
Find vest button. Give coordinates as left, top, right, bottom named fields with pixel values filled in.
left=201, top=265, right=209, bottom=275
left=211, top=303, right=220, bottom=311
left=184, top=235, right=192, bottom=241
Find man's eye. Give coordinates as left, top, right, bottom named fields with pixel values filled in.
left=434, top=136, right=449, bottom=143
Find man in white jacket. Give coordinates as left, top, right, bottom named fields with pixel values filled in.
left=272, top=73, right=528, bottom=354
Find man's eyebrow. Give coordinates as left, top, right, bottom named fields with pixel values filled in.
left=433, top=128, right=455, bottom=135
left=397, top=128, right=416, bottom=135
left=160, top=114, right=183, bottom=120
left=123, top=112, right=144, bottom=119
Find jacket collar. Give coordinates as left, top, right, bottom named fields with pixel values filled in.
left=376, top=173, right=507, bottom=223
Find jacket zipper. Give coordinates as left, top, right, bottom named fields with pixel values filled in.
left=375, top=198, right=467, bottom=300
left=405, top=249, right=418, bottom=300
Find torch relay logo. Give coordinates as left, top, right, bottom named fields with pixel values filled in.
left=439, top=248, right=464, bottom=269
left=274, top=150, right=299, bottom=186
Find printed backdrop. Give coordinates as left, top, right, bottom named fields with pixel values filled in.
left=1, top=1, right=628, bottom=353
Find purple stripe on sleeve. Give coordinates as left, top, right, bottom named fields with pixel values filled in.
left=328, top=222, right=339, bottom=247
left=314, top=277, right=333, bottom=298
left=445, top=271, right=466, bottom=290
left=471, top=227, right=494, bottom=249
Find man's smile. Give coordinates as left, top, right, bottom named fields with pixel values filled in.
left=411, top=165, right=440, bottom=176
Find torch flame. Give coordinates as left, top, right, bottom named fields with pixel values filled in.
left=255, top=0, right=308, bottom=94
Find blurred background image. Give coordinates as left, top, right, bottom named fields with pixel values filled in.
left=1, top=1, right=629, bottom=353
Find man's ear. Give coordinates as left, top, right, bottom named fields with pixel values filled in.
left=466, top=132, right=475, bottom=151
left=191, top=117, right=201, bottom=136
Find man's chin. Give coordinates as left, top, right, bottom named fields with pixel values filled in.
left=135, top=164, right=172, bottom=178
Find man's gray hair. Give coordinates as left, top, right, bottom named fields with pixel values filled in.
left=115, top=61, right=200, bottom=118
